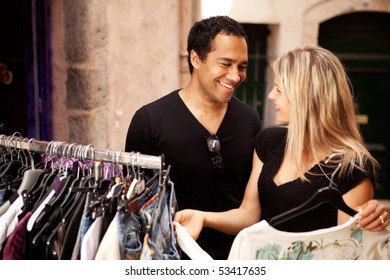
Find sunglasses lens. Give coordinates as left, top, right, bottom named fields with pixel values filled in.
left=207, top=137, right=220, bottom=153
left=207, top=135, right=223, bottom=173
left=211, top=154, right=223, bottom=169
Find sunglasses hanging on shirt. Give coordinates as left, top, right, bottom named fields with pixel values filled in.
left=206, top=134, right=223, bottom=174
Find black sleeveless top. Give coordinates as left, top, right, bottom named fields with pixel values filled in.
left=256, top=126, right=375, bottom=232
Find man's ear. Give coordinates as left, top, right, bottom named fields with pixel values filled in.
left=190, top=50, right=201, bottom=69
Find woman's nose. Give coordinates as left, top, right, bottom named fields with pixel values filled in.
left=268, top=87, right=277, bottom=99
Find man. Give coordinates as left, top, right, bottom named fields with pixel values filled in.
left=125, top=16, right=262, bottom=259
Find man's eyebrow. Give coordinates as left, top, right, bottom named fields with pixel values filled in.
left=217, top=57, right=248, bottom=64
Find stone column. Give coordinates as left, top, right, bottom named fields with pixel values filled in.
left=63, top=0, right=109, bottom=147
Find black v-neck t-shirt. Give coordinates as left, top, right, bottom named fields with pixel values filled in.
left=125, top=89, right=261, bottom=259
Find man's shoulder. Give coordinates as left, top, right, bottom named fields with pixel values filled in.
left=140, top=89, right=180, bottom=110
left=230, top=97, right=260, bottom=116
left=229, top=97, right=262, bottom=128
left=231, top=96, right=254, bottom=108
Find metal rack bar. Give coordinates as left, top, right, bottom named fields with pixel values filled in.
left=0, top=134, right=163, bottom=170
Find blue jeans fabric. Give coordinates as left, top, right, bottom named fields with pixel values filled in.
left=0, top=188, right=5, bottom=206
left=0, top=187, right=16, bottom=207
left=117, top=178, right=160, bottom=260
left=140, top=179, right=179, bottom=260
left=78, top=192, right=95, bottom=251
left=117, top=176, right=179, bottom=260
left=117, top=211, right=143, bottom=260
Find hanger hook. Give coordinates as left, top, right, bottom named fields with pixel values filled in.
left=16, top=137, right=27, bottom=166
left=44, top=141, right=54, bottom=170
left=67, top=143, right=77, bottom=159
left=74, top=144, right=83, bottom=177
left=125, top=152, right=133, bottom=178
left=115, top=150, right=122, bottom=180
left=27, top=138, right=35, bottom=169
left=103, top=148, right=111, bottom=179
left=53, top=141, right=62, bottom=172
left=83, top=144, right=94, bottom=176
left=329, top=162, right=342, bottom=187
left=131, top=152, right=136, bottom=178
left=136, top=152, right=141, bottom=179
left=63, top=142, right=73, bottom=173
left=7, top=134, right=17, bottom=160
left=84, top=144, right=94, bottom=162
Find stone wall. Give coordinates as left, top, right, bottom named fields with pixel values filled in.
left=50, top=0, right=191, bottom=151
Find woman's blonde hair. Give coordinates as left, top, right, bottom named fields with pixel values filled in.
left=271, top=45, right=378, bottom=180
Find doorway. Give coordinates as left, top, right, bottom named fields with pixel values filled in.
left=235, top=24, right=269, bottom=118
left=0, top=0, right=51, bottom=140
left=319, top=12, right=390, bottom=199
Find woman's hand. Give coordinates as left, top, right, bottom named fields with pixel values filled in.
left=173, top=209, right=205, bottom=240
left=358, top=200, right=389, bottom=231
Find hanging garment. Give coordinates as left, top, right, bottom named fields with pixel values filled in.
left=116, top=176, right=160, bottom=260
left=228, top=213, right=390, bottom=260
left=0, top=195, right=23, bottom=253
left=0, top=149, right=43, bottom=215
left=173, top=222, right=212, bottom=260
left=80, top=216, right=103, bottom=260
left=70, top=192, right=90, bottom=260
left=1, top=168, right=44, bottom=209
left=140, top=178, right=180, bottom=260
left=57, top=191, right=88, bottom=260
left=0, top=135, right=176, bottom=260
left=94, top=212, right=120, bottom=260
left=174, top=213, right=390, bottom=260
left=2, top=211, right=32, bottom=260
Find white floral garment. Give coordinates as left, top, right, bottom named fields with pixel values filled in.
left=228, top=213, right=390, bottom=260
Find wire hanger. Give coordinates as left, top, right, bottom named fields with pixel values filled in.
left=269, top=162, right=358, bottom=227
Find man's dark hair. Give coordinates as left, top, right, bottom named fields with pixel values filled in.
left=187, top=15, right=247, bottom=74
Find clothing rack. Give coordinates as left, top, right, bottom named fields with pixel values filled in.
left=0, top=134, right=163, bottom=170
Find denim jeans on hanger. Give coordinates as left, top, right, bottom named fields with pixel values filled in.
left=117, top=177, right=160, bottom=260
left=78, top=192, right=95, bottom=250
left=0, top=187, right=16, bottom=207
left=140, top=179, right=179, bottom=260
left=117, top=211, right=143, bottom=260
left=0, top=188, right=5, bottom=206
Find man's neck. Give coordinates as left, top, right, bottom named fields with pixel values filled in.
left=179, top=86, right=228, bottom=134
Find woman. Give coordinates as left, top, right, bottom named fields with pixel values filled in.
left=174, top=46, right=389, bottom=241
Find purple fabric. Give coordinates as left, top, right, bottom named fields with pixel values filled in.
left=53, top=177, right=62, bottom=193
left=2, top=211, right=32, bottom=260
